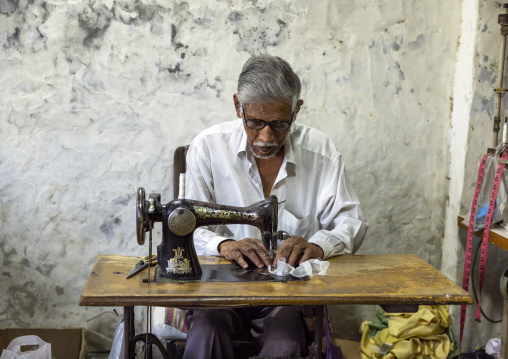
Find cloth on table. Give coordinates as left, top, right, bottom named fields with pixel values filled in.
left=269, top=258, right=330, bottom=277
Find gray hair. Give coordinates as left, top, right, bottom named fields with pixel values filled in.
left=237, top=55, right=301, bottom=113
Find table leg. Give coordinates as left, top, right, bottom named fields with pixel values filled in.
left=314, top=305, right=324, bottom=359
left=124, top=306, right=135, bottom=359
left=502, top=300, right=508, bottom=358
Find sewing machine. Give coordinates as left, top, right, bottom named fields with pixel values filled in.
left=136, top=187, right=290, bottom=281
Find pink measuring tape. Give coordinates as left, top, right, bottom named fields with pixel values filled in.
left=460, top=148, right=508, bottom=344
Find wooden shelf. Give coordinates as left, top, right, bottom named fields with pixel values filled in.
left=458, top=215, right=508, bottom=252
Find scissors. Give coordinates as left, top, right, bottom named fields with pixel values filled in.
left=126, top=254, right=157, bottom=279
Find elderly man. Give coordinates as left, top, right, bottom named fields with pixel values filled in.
left=184, top=55, right=368, bottom=359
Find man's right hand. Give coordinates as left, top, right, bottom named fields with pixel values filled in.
left=218, top=238, right=271, bottom=269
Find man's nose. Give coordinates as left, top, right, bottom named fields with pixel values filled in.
left=257, top=124, right=276, bottom=143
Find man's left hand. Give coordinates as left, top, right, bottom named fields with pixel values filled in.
left=274, top=236, right=324, bottom=267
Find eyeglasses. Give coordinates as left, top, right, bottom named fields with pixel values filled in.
left=242, top=106, right=294, bottom=132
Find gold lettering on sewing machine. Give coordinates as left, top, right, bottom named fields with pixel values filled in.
left=166, top=247, right=191, bottom=274
left=193, top=206, right=260, bottom=221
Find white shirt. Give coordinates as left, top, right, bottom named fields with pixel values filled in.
left=185, top=118, right=368, bottom=259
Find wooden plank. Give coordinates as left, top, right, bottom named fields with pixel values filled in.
left=80, top=255, right=472, bottom=308
left=458, top=215, right=508, bottom=252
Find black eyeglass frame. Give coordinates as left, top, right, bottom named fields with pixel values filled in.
left=242, top=106, right=294, bottom=132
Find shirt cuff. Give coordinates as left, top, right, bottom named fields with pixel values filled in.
left=308, top=237, right=343, bottom=260
left=206, top=234, right=231, bottom=256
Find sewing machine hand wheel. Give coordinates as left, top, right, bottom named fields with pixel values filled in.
left=136, top=187, right=150, bottom=245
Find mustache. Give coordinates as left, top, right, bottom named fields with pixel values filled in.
left=252, top=141, right=278, bottom=147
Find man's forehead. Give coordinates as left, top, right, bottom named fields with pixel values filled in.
left=244, top=101, right=292, bottom=117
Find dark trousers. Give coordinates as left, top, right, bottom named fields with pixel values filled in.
left=183, top=306, right=306, bottom=359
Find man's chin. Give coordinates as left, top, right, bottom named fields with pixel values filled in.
left=251, top=147, right=278, bottom=159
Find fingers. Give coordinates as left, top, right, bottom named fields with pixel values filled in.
left=298, top=247, right=315, bottom=265
left=274, top=240, right=290, bottom=265
left=288, top=245, right=304, bottom=267
left=232, top=250, right=249, bottom=269
left=276, top=236, right=301, bottom=267
left=243, top=244, right=271, bottom=268
left=222, top=238, right=270, bottom=269
left=273, top=245, right=285, bottom=265
left=296, top=243, right=324, bottom=265
left=239, top=238, right=270, bottom=268
left=276, top=237, right=322, bottom=267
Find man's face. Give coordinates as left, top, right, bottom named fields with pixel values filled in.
left=240, top=101, right=293, bottom=159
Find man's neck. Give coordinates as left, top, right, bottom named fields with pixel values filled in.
left=255, top=148, right=285, bottom=198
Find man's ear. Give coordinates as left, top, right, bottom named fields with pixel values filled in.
left=292, top=99, right=304, bottom=123
left=233, top=94, right=242, bottom=118
left=296, top=99, right=304, bottom=113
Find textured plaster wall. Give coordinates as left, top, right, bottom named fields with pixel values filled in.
left=0, top=0, right=468, bottom=346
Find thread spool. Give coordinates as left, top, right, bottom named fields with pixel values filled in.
left=178, top=173, right=186, bottom=199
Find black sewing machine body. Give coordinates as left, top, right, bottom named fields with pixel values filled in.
left=136, top=188, right=287, bottom=281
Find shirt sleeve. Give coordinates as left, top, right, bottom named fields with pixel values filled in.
left=307, top=155, right=368, bottom=259
left=185, top=140, right=232, bottom=256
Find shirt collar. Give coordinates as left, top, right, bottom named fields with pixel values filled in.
left=237, top=119, right=248, bottom=156
left=284, top=128, right=296, bottom=166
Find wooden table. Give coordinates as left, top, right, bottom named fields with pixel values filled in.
left=80, top=254, right=472, bottom=359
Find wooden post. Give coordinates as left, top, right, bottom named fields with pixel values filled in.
left=314, top=305, right=324, bottom=359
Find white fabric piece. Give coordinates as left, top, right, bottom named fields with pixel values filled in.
left=271, top=257, right=292, bottom=276
left=269, top=258, right=330, bottom=278
left=152, top=306, right=187, bottom=340
left=186, top=118, right=369, bottom=259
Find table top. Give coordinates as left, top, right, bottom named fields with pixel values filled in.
left=79, top=254, right=472, bottom=307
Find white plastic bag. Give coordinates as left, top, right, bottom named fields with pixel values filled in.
left=485, top=338, right=501, bottom=356
left=108, top=315, right=125, bottom=359
left=0, top=335, right=51, bottom=359
left=467, top=154, right=508, bottom=231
